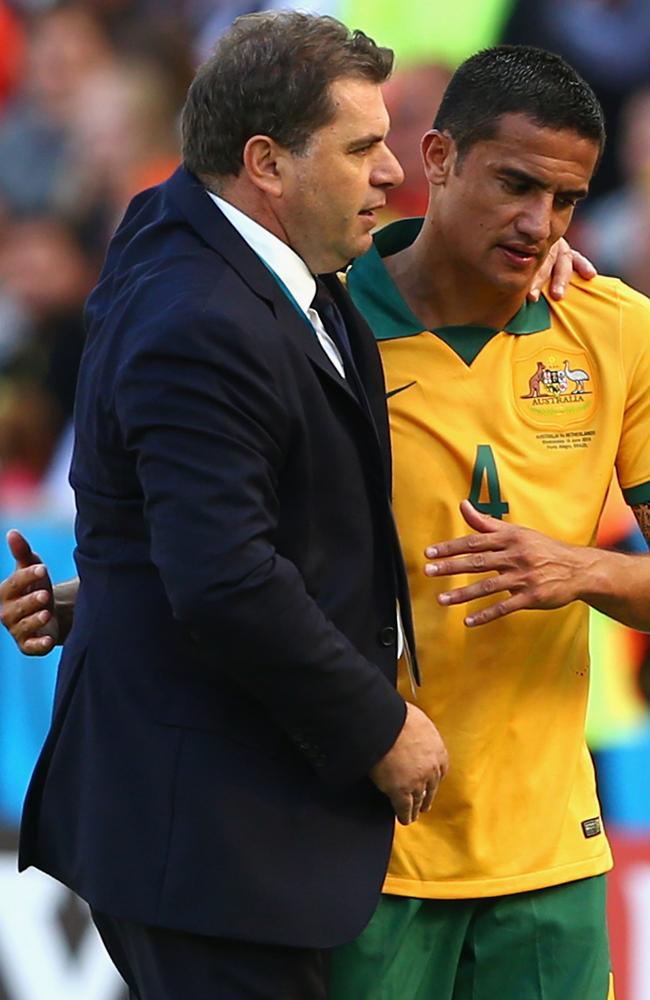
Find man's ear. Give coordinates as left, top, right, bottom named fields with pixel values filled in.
left=421, top=129, right=457, bottom=186
left=242, top=134, right=285, bottom=197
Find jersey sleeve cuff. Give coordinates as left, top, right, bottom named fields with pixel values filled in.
left=622, top=480, right=650, bottom=505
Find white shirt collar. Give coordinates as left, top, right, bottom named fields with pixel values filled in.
left=207, top=191, right=316, bottom=314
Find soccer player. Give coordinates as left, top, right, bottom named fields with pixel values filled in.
left=327, top=45, right=646, bottom=1000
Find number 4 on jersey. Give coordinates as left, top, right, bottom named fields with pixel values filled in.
left=468, top=445, right=509, bottom=519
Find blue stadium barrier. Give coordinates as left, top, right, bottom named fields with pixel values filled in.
left=0, top=517, right=75, bottom=824
left=597, top=722, right=650, bottom=830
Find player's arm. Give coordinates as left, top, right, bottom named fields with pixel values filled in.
left=423, top=499, right=650, bottom=632
left=0, top=530, right=77, bottom=654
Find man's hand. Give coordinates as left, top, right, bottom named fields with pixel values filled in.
left=528, top=237, right=597, bottom=303
left=0, top=530, right=59, bottom=654
left=369, top=703, right=448, bottom=825
left=423, top=500, right=594, bottom=627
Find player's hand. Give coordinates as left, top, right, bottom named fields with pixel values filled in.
left=369, top=703, right=448, bottom=825
left=0, top=530, right=59, bottom=654
left=528, top=237, right=596, bottom=303
left=423, top=500, right=592, bottom=627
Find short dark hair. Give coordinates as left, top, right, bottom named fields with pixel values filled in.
left=433, top=45, right=605, bottom=162
left=181, top=11, right=393, bottom=181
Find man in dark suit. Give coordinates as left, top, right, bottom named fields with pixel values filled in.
left=12, top=12, right=448, bottom=999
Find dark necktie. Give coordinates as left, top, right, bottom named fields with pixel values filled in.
left=311, top=278, right=376, bottom=424
left=311, top=278, right=358, bottom=381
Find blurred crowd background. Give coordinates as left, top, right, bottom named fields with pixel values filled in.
left=1, top=3, right=650, bottom=994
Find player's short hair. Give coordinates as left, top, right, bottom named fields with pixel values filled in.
left=182, top=11, right=393, bottom=183
left=433, top=45, right=605, bottom=164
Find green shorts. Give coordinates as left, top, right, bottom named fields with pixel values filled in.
left=329, top=876, right=614, bottom=1000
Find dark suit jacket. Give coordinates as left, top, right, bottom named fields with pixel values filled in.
left=19, top=166, right=415, bottom=949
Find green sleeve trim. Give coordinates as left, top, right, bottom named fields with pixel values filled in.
left=622, top=481, right=650, bottom=506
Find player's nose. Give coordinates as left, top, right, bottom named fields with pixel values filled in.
left=516, top=194, right=553, bottom=243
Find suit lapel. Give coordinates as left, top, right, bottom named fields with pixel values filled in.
left=270, top=286, right=362, bottom=407
left=164, top=167, right=388, bottom=470
left=164, top=166, right=280, bottom=305
left=165, top=170, right=377, bottom=410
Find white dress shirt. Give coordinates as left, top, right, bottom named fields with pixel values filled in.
left=208, top=192, right=345, bottom=378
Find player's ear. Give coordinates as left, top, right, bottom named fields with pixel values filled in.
left=421, top=129, right=456, bottom=186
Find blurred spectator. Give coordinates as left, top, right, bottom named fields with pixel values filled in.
left=381, top=63, right=451, bottom=219
left=0, top=2, right=115, bottom=216
left=0, top=0, right=195, bottom=518
left=579, top=88, right=650, bottom=296
left=115, top=17, right=194, bottom=104
left=0, top=0, right=25, bottom=115
left=0, top=215, right=95, bottom=508
left=0, top=382, right=60, bottom=508
left=502, top=0, right=650, bottom=200
left=59, top=56, right=182, bottom=248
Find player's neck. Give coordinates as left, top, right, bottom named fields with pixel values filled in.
left=385, top=231, right=527, bottom=331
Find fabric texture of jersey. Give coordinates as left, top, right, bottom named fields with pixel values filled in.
left=346, top=218, right=650, bottom=899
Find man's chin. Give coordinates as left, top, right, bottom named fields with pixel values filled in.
left=347, top=233, right=374, bottom=262
left=315, top=235, right=373, bottom=273
left=491, top=268, right=534, bottom=295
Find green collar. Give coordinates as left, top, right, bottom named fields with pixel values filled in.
left=347, top=218, right=551, bottom=365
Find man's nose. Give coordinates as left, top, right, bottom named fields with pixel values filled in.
left=373, top=144, right=404, bottom=190
left=516, top=195, right=553, bottom=243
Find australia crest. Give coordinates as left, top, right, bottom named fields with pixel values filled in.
left=514, top=348, right=598, bottom=428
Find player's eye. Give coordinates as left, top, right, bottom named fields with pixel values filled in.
left=555, top=194, right=579, bottom=209
left=500, top=176, right=529, bottom=195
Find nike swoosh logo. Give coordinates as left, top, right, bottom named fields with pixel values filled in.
left=386, top=381, right=417, bottom=399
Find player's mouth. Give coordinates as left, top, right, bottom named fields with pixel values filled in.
left=497, top=243, right=541, bottom=268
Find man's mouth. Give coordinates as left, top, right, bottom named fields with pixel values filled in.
left=359, top=204, right=384, bottom=218
left=498, top=243, right=541, bottom=267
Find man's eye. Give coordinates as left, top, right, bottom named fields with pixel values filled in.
left=501, top=177, right=527, bottom=194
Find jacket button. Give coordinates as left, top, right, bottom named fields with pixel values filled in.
left=378, top=626, right=396, bottom=647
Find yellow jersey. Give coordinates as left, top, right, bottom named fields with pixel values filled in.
left=347, top=218, right=650, bottom=898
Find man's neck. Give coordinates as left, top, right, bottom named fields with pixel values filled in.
left=385, top=226, right=527, bottom=332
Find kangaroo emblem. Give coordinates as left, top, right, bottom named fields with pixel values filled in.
left=521, top=361, right=545, bottom=398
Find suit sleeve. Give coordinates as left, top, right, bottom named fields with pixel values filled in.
left=114, top=303, right=406, bottom=786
